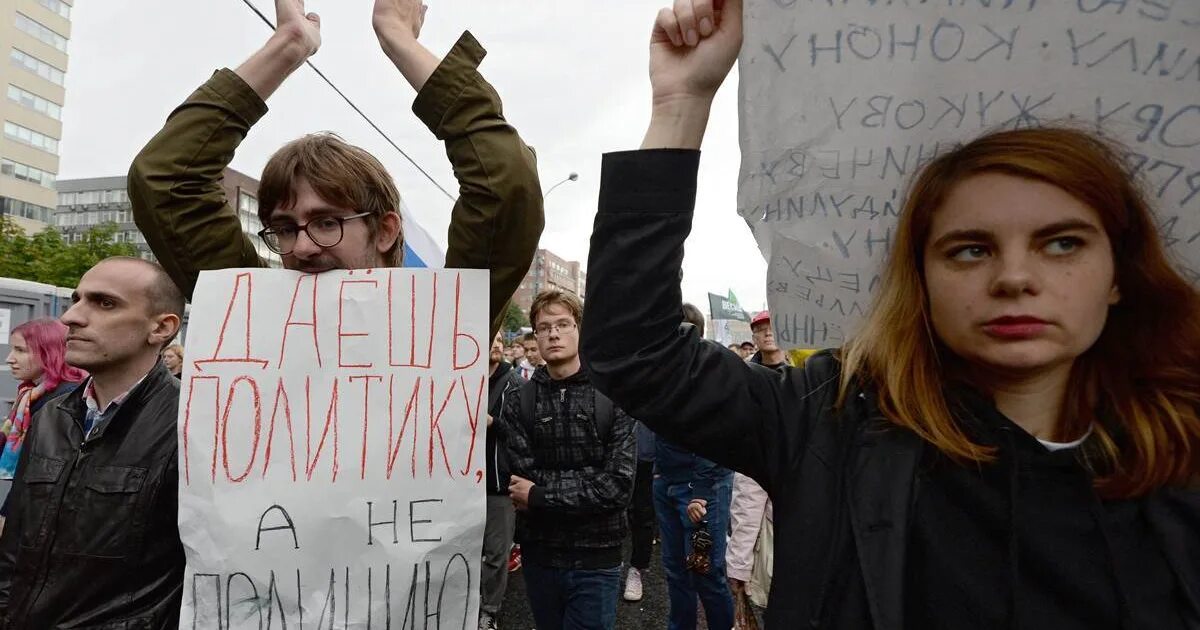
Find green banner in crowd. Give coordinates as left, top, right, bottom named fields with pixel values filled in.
left=709, top=292, right=749, bottom=322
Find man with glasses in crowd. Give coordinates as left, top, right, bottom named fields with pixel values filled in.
left=504, top=288, right=636, bottom=630
left=129, top=0, right=542, bottom=338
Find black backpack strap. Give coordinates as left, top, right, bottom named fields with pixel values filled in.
left=518, top=380, right=615, bottom=444
left=593, top=390, right=615, bottom=444
left=519, top=378, right=537, bottom=429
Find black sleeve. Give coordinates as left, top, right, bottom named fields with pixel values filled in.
left=489, top=373, right=523, bottom=442
left=580, top=149, right=838, bottom=494
left=0, top=423, right=35, bottom=610
left=503, top=385, right=534, bottom=481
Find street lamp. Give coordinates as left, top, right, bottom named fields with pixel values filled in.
left=543, top=172, right=579, bottom=200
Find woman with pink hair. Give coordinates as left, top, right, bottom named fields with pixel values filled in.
left=2, top=318, right=87, bottom=479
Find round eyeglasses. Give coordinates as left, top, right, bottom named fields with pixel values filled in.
left=257, top=212, right=371, bottom=255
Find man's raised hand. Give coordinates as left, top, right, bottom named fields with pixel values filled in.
left=373, top=0, right=428, bottom=45
left=275, top=0, right=321, bottom=59
left=642, top=0, right=743, bottom=149
left=650, top=0, right=742, bottom=107
left=234, top=0, right=321, bottom=100
left=372, top=0, right=439, bottom=92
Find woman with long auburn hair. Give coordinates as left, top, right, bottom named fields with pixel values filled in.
left=841, top=127, right=1200, bottom=499
left=580, top=1, right=1200, bottom=628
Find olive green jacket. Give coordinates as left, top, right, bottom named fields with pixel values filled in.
left=129, top=32, right=543, bottom=338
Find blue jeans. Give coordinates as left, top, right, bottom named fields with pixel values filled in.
left=522, top=560, right=620, bottom=630
left=654, top=477, right=735, bottom=630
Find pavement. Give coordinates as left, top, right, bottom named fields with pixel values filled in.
left=496, top=542, right=695, bottom=630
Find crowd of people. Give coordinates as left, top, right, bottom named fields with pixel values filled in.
left=0, top=0, right=1197, bottom=629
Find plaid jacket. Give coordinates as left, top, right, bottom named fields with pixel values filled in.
left=504, top=366, right=636, bottom=565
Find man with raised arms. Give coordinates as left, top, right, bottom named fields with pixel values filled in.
left=130, top=0, right=544, bottom=339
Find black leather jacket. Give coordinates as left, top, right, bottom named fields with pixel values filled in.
left=0, top=363, right=185, bottom=629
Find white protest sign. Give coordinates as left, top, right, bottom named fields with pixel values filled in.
left=737, top=0, right=1199, bottom=347
left=178, top=268, right=489, bottom=629
left=714, top=319, right=754, bottom=345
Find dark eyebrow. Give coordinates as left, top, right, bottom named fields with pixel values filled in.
left=297, top=208, right=343, bottom=220
left=272, top=207, right=352, bottom=222
left=1031, top=219, right=1101, bottom=240
left=79, top=290, right=125, bottom=306
left=931, top=220, right=1102, bottom=250
left=930, top=229, right=994, bottom=251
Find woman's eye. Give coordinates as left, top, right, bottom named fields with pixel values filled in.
left=1045, top=237, right=1082, bottom=256
left=949, top=245, right=989, bottom=262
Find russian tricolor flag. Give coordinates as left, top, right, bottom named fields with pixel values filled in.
left=398, top=199, right=445, bottom=269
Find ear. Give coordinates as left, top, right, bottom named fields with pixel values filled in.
left=1108, top=283, right=1121, bottom=305
left=149, top=314, right=182, bottom=348
left=376, top=211, right=402, bottom=258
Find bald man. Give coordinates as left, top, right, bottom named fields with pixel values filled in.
left=0, top=257, right=187, bottom=628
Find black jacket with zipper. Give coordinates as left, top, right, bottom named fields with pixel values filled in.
left=486, top=361, right=524, bottom=495
left=581, top=149, right=1200, bottom=629
left=504, top=366, right=636, bottom=568
left=0, top=363, right=185, bottom=629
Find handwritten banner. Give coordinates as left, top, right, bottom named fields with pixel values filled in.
left=178, top=268, right=488, bottom=629
left=737, top=0, right=1199, bottom=347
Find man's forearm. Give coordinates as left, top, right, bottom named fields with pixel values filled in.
left=377, top=30, right=440, bottom=92
left=235, top=33, right=312, bottom=101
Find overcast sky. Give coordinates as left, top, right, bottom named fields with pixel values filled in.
left=57, top=0, right=769, bottom=313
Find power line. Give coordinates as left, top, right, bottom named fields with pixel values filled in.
left=238, top=0, right=457, bottom=202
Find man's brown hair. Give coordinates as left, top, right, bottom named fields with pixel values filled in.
left=529, top=288, right=584, bottom=328
left=682, top=303, right=705, bottom=337
left=258, top=133, right=405, bottom=266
